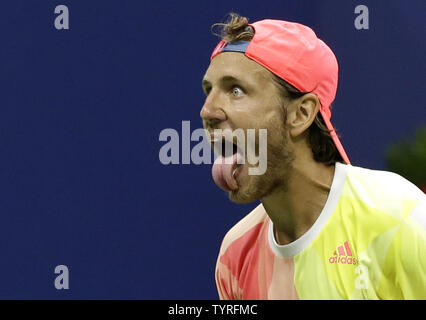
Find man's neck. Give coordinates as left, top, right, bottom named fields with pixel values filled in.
left=261, top=161, right=335, bottom=245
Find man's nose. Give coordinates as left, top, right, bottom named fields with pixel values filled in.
left=200, top=93, right=227, bottom=125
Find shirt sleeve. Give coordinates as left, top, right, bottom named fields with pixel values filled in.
left=215, top=256, right=241, bottom=300
left=385, top=197, right=426, bottom=299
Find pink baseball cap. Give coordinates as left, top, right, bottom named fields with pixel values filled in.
left=210, top=19, right=350, bottom=164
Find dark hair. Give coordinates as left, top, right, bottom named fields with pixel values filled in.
left=212, top=13, right=343, bottom=165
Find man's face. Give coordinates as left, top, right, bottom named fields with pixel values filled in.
left=201, top=52, right=294, bottom=203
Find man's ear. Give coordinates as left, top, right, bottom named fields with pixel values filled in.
left=285, top=93, right=320, bottom=138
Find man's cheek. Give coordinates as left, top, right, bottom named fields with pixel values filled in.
left=247, top=129, right=268, bottom=176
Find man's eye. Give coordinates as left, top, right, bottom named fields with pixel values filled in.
left=231, top=86, right=244, bottom=97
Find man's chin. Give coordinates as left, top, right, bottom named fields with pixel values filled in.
left=228, top=175, right=285, bottom=204
left=228, top=190, right=258, bottom=204
left=227, top=183, right=265, bottom=204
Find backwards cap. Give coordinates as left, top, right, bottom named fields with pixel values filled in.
left=210, top=19, right=350, bottom=164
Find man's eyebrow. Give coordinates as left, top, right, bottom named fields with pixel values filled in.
left=221, top=75, right=242, bottom=84
left=202, top=75, right=244, bottom=88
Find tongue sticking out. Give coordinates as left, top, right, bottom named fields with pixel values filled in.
left=212, top=152, right=241, bottom=192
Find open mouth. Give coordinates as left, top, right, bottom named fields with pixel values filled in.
left=210, top=134, right=244, bottom=191
left=212, top=137, right=238, bottom=158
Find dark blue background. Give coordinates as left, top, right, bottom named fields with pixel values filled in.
left=0, top=0, right=424, bottom=299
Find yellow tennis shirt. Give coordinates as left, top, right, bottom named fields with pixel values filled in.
left=215, top=162, right=426, bottom=299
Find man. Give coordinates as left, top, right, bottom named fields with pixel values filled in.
left=200, top=14, right=425, bottom=299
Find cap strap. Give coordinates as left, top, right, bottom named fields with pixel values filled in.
left=211, top=41, right=250, bottom=60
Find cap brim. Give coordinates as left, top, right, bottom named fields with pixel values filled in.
left=319, top=109, right=351, bottom=165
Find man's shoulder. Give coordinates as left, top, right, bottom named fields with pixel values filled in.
left=345, top=164, right=424, bottom=200
left=218, top=203, right=268, bottom=256
left=341, top=164, right=425, bottom=223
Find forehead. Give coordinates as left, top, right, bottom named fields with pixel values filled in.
left=203, top=52, right=273, bottom=83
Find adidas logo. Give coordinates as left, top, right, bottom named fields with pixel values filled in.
left=328, top=241, right=357, bottom=265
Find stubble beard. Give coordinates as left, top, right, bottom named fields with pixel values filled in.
left=229, top=125, right=294, bottom=204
